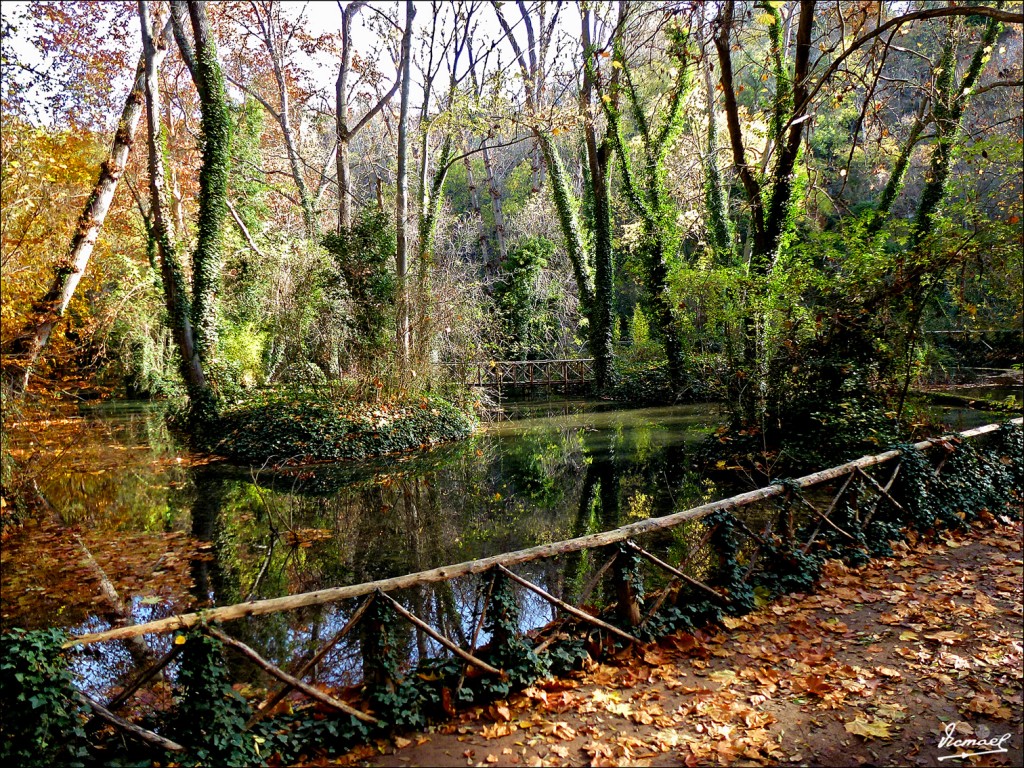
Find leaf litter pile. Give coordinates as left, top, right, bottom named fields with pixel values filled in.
left=339, top=516, right=1022, bottom=767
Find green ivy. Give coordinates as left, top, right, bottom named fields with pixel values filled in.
left=209, top=390, right=476, bottom=464
left=0, top=628, right=90, bottom=768
left=322, top=210, right=397, bottom=365
left=706, top=510, right=757, bottom=616
left=479, top=572, right=549, bottom=698
left=169, top=630, right=260, bottom=767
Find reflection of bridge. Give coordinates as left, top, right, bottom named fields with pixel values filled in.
left=445, top=358, right=595, bottom=390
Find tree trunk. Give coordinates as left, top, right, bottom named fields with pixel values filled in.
left=912, top=12, right=1003, bottom=249
left=701, top=41, right=733, bottom=263
left=186, top=1, right=230, bottom=368
left=395, top=0, right=415, bottom=369
left=580, top=6, right=614, bottom=391
left=462, top=144, right=489, bottom=267
left=335, top=1, right=359, bottom=232
left=255, top=4, right=316, bottom=238
left=3, top=20, right=172, bottom=395
left=139, top=2, right=208, bottom=403
left=481, top=142, right=508, bottom=274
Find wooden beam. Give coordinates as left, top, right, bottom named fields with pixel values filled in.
left=856, top=466, right=908, bottom=516
left=376, top=590, right=502, bottom=676
left=205, top=627, right=378, bottom=724
left=496, top=565, right=639, bottom=645
left=100, top=646, right=180, bottom=714
left=247, top=595, right=376, bottom=727
left=795, top=494, right=858, bottom=541
left=623, top=541, right=730, bottom=604
left=65, top=419, right=1020, bottom=648
left=577, top=551, right=618, bottom=605
left=78, top=692, right=185, bottom=752
left=862, top=463, right=902, bottom=528
left=802, top=471, right=857, bottom=553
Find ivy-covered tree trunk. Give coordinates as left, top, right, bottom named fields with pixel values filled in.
left=140, top=0, right=209, bottom=410
left=580, top=6, right=615, bottom=391
left=537, top=135, right=595, bottom=321
left=714, top=0, right=815, bottom=424
left=3, top=20, right=172, bottom=395
left=184, top=0, right=231, bottom=421
left=597, top=9, right=693, bottom=391
left=913, top=12, right=1003, bottom=248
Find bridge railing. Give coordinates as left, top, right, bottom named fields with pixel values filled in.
left=59, top=419, right=1022, bottom=752
left=441, top=358, right=595, bottom=390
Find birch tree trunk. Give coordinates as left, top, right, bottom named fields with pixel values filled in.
left=3, top=20, right=172, bottom=395
left=336, top=1, right=360, bottom=232
left=249, top=2, right=316, bottom=237
left=335, top=2, right=399, bottom=234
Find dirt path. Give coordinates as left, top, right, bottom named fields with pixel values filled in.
left=332, top=515, right=1022, bottom=767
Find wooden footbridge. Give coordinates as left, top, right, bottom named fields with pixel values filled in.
left=52, top=418, right=1023, bottom=756
left=443, top=358, right=595, bottom=391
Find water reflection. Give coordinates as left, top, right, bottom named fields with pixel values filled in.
left=4, top=399, right=725, bottom=690
left=188, top=402, right=722, bottom=609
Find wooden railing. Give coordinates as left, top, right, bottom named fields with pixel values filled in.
left=443, top=358, right=595, bottom=390
left=59, top=418, right=1022, bottom=751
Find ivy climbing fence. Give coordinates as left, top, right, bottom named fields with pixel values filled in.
left=3, top=419, right=1021, bottom=765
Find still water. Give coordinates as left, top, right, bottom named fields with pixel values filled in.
left=4, top=392, right=1009, bottom=693
left=1, top=398, right=727, bottom=692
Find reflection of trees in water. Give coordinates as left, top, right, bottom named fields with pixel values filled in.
left=182, top=414, right=715, bottom=671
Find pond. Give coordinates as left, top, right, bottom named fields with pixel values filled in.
left=2, top=389, right=1012, bottom=695
left=1, top=397, right=728, bottom=693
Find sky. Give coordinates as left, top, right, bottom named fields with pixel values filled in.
left=1, top=0, right=575, bottom=127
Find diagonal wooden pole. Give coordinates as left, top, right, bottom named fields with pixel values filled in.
left=375, top=590, right=502, bottom=677
left=624, top=540, right=730, bottom=604
left=205, top=626, right=378, bottom=724
left=496, top=565, right=639, bottom=645
left=856, top=466, right=908, bottom=516
left=862, top=462, right=902, bottom=528
left=577, top=551, right=618, bottom=605
left=247, top=595, right=376, bottom=728
left=79, top=692, right=185, bottom=752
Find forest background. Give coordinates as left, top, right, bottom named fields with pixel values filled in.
left=1, top=0, right=1022, bottom=468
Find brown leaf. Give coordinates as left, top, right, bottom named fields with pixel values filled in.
left=844, top=717, right=892, bottom=739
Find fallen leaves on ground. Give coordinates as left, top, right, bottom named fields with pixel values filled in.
left=356, top=517, right=1023, bottom=768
